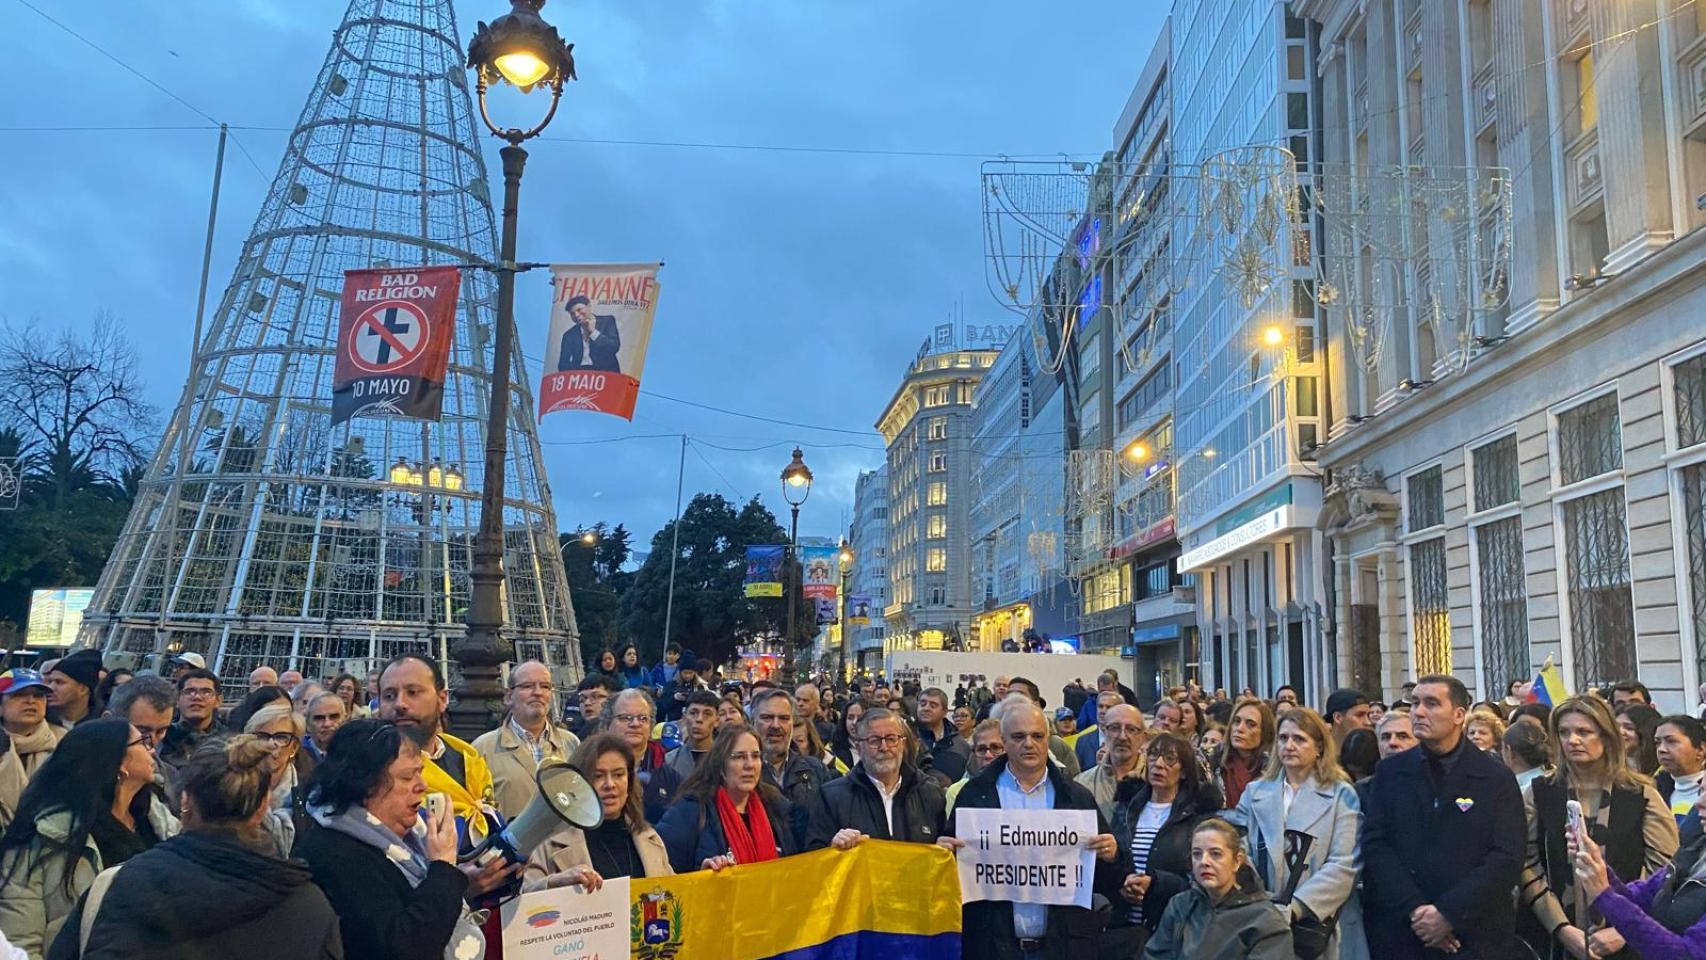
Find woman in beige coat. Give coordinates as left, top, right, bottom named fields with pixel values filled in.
left=523, top=733, right=673, bottom=891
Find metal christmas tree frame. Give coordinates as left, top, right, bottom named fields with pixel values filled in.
left=81, top=0, right=580, bottom=688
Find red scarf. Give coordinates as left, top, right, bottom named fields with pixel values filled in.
left=713, top=786, right=778, bottom=864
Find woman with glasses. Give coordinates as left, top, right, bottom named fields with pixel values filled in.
left=655, top=727, right=802, bottom=873
left=1109, top=733, right=1226, bottom=951
left=58, top=735, right=341, bottom=960
left=293, top=718, right=485, bottom=960
left=1233, top=708, right=1366, bottom=960
left=524, top=733, right=673, bottom=893
left=0, top=718, right=178, bottom=959
left=242, top=701, right=309, bottom=858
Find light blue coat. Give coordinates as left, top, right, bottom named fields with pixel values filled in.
left=1233, top=776, right=1369, bottom=960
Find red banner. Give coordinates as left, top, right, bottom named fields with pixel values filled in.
left=332, top=266, right=460, bottom=424
left=538, top=263, right=662, bottom=421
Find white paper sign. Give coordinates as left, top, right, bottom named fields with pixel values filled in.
left=501, top=875, right=631, bottom=960
left=954, top=808, right=1098, bottom=908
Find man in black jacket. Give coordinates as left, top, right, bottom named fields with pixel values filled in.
left=1363, top=673, right=1525, bottom=960
left=752, top=688, right=831, bottom=823
left=807, top=707, right=946, bottom=849
left=941, top=702, right=1123, bottom=960
left=917, top=687, right=971, bottom=784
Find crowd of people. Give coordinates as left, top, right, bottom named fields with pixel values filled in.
left=0, top=642, right=1701, bottom=960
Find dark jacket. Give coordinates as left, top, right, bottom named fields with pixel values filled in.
left=805, top=763, right=947, bottom=848
left=159, top=717, right=225, bottom=767
left=1110, top=779, right=1226, bottom=931
left=1362, top=736, right=1526, bottom=960
left=637, top=745, right=684, bottom=826
left=763, top=751, right=830, bottom=825
left=919, top=726, right=971, bottom=784
left=292, top=820, right=471, bottom=960
left=653, top=791, right=803, bottom=873
left=558, top=315, right=621, bottom=372
left=1139, top=866, right=1294, bottom=960
left=50, top=830, right=341, bottom=960
left=949, top=756, right=1124, bottom=960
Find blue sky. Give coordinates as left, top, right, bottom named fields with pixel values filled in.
left=0, top=0, right=1165, bottom=547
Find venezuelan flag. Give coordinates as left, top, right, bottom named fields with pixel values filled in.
left=1526, top=658, right=1569, bottom=707
left=628, top=840, right=960, bottom=960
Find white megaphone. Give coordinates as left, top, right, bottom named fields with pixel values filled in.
left=461, top=760, right=602, bottom=877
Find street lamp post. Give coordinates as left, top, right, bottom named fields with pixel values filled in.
left=779, top=448, right=813, bottom=660
left=450, top=0, right=576, bottom=739
left=837, top=542, right=853, bottom=681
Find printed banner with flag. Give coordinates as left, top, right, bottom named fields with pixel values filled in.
left=744, top=546, right=784, bottom=598
left=1526, top=657, right=1570, bottom=707
left=539, top=262, right=662, bottom=421
left=332, top=266, right=459, bottom=424
left=801, top=546, right=839, bottom=601
left=629, top=841, right=959, bottom=960
left=848, top=594, right=872, bottom=625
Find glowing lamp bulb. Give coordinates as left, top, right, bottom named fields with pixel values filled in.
left=1262, top=325, right=1286, bottom=347
left=493, top=51, right=551, bottom=88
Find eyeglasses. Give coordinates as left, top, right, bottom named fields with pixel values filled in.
left=181, top=688, right=219, bottom=700
left=613, top=713, right=652, bottom=726
left=1102, top=723, right=1144, bottom=736
left=973, top=744, right=1005, bottom=756
left=258, top=732, right=297, bottom=750
left=862, top=735, right=905, bottom=748
left=127, top=736, right=152, bottom=750
left=1147, top=752, right=1181, bottom=767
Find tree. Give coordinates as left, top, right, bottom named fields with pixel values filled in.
left=618, top=493, right=816, bottom=668
left=0, top=316, right=156, bottom=630
left=562, top=521, right=633, bottom=667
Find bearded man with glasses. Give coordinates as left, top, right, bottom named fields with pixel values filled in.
left=807, top=707, right=947, bottom=850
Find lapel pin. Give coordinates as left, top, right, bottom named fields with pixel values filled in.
left=1455, top=797, right=1474, bottom=812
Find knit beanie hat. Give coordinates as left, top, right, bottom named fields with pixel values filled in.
left=48, top=648, right=104, bottom=691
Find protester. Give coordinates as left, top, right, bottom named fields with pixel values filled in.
left=375, top=656, right=498, bottom=853
left=1139, top=818, right=1294, bottom=960
left=590, top=649, right=620, bottom=682
left=1198, top=722, right=1225, bottom=757
left=524, top=733, right=673, bottom=890
left=1338, top=727, right=1378, bottom=783
left=793, top=682, right=836, bottom=745
left=942, top=700, right=1121, bottom=960
left=471, top=660, right=579, bottom=821
left=1211, top=698, right=1274, bottom=810
left=1004, top=678, right=1082, bottom=778
left=792, top=714, right=844, bottom=776
left=302, top=692, right=347, bottom=767
left=1574, top=821, right=1706, bottom=959
left=1612, top=681, right=1654, bottom=710
left=166, top=654, right=206, bottom=684
left=664, top=691, right=720, bottom=780
left=947, top=720, right=1004, bottom=813
left=0, top=719, right=178, bottom=959
left=241, top=701, right=308, bottom=858
left=749, top=689, right=830, bottom=823
left=57, top=735, right=341, bottom=960
left=159, top=671, right=225, bottom=767
left=807, top=707, right=946, bottom=849
left=716, top=693, right=748, bottom=732
left=1272, top=686, right=1300, bottom=715
left=1655, top=714, right=1706, bottom=829
left=1076, top=703, right=1147, bottom=821
left=327, top=674, right=366, bottom=720
left=1363, top=674, right=1525, bottom=960
left=1618, top=702, right=1663, bottom=776
left=602, top=688, right=681, bottom=825
left=1502, top=719, right=1551, bottom=794
left=1234, top=707, right=1366, bottom=960
left=908, top=687, right=968, bottom=784
left=0, top=671, right=63, bottom=827
left=1366, top=701, right=1386, bottom=727
left=830, top=699, right=865, bottom=770
left=90, top=670, right=131, bottom=713
left=293, top=719, right=484, bottom=960
left=1465, top=707, right=1507, bottom=758
left=568, top=674, right=618, bottom=739
left=657, top=658, right=708, bottom=723
left=1520, top=694, right=1678, bottom=957
left=651, top=644, right=683, bottom=693
left=104, top=676, right=180, bottom=813
left=289, top=682, right=326, bottom=722
left=655, top=727, right=802, bottom=872
left=43, top=652, right=104, bottom=732
left=1110, top=732, right=1225, bottom=945
left=226, top=686, right=290, bottom=738
left=247, top=667, right=278, bottom=692
left=1075, top=690, right=1128, bottom=772
left=615, top=645, right=649, bottom=690
left=1510, top=701, right=1551, bottom=732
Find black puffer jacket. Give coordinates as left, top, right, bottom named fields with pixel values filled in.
left=49, top=829, right=341, bottom=960
left=805, top=762, right=947, bottom=847
left=1108, top=779, right=1225, bottom=931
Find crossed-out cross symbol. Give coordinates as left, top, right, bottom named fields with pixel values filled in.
left=363, top=307, right=414, bottom=364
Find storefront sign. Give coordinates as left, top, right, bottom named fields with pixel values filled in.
left=1178, top=506, right=1293, bottom=571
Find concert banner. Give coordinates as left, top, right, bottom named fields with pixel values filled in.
left=848, top=595, right=872, bottom=625
left=814, top=596, right=837, bottom=626
left=539, top=262, right=663, bottom=421
left=332, top=266, right=460, bottom=424
left=801, top=546, right=839, bottom=601
left=743, top=546, right=784, bottom=598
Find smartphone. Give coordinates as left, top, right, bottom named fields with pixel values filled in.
left=424, top=792, right=449, bottom=822
left=1566, top=799, right=1585, bottom=845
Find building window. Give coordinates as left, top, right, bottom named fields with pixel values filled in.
left=1407, top=466, right=1444, bottom=532
left=925, top=385, right=950, bottom=407
left=927, top=482, right=947, bottom=506
left=1409, top=537, right=1452, bottom=675
left=1474, top=515, right=1530, bottom=692
left=926, top=549, right=946, bottom=573
left=1682, top=462, right=1706, bottom=689
left=1558, top=392, right=1622, bottom=484
left=929, top=451, right=947, bottom=473
left=927, top=514, right=947, bottom=539
left=1676, top=353, right=1706, bottom=449
left=928, top=417, right=948, bottom=441
left=1575, top=50, right=1598, bottom=135
left=1561, top=487, right=1636, bottom=691
left=1472, top=435, right=1520, bottom=511
left=929, top=585, right=946, bottom=605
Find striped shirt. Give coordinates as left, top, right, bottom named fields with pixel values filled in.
left=1127, top=801, right=1172, bottom=925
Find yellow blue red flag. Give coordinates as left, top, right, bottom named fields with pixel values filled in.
left=629, top=840, right=961, bottom=960
left=1526, top=658, right=1569, bottom=707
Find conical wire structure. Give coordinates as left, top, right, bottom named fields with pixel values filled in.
left=81, top=0, right=580, bottom=689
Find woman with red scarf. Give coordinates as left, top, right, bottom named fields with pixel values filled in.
left=655, top=727, right=802, bottom=872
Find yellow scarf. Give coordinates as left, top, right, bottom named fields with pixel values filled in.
left=423, top=731, right=496, bottom=841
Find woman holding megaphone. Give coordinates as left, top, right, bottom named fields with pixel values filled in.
left=524, top=734, right=673, bottom=891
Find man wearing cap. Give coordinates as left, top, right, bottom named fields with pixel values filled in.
left=1324, top=687, right=1373, bottom=745
left=0, top=669, right=63, bottom=825
left=45, top=649, right=104, bottom=730
left=658, top=658, right=708, bottom=723
left=166, top=650, right=207, bottom=683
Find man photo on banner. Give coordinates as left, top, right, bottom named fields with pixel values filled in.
left=558, top=294, right=621, bottom=373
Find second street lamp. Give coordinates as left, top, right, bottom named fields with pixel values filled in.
left=780, top=448, right=813, bottom=655
left=451, top=0, right=576, bottom=738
